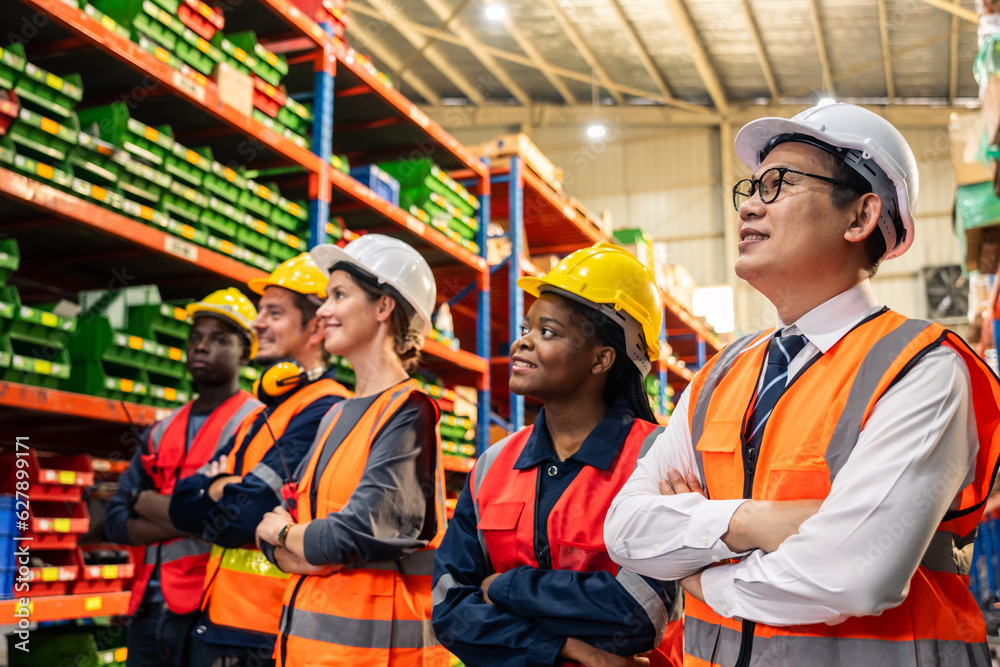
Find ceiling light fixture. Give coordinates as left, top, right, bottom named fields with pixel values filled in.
left=587, top=124, right=607, bottom=139
left=818, top=96, right=836, bottom=106
left=485, top=4, right=506, bottom=20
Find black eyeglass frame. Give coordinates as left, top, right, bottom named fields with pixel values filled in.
left=731, top=167, right=871, bottom=211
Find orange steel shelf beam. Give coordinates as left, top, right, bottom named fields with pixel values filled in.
left=0, top=167, right=267, bottom=285
left=260, top=0, right=330, bottom=47
left=520, top=166, right=606, bottom=248
left=424, top=339, right=488, bottom=375
left=657, top=356, right=694, bottom=383
left=21, top=0, right=324, bottom=174
left=442, top=455, right=475, bottom=473
left=331, top=38, right=488, bottom=183
left=1, top=591, right=130, bottom=624
left=0, top=382, right=159, bottom=425
left=661, top=288, right=722, bottom=355
left=330, top=169, right=486, bottom=271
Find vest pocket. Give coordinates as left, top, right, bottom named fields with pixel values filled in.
left=696, top=419, right=742, bottom=497
left=763, top=442, right=831, bottom=500
left=477, top=501, right=523, bottom=530
left=317, top=500, right=345, bottom=518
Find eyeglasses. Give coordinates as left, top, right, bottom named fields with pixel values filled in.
left=732, top=167, right=869, bottom=211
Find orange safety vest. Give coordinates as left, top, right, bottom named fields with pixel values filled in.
left=683, top=310, right=1000, bottom=667
left=129, top=391, right=261, bottom=616
left=470, top=419, right=683, bottom=667
left=276, top=379, right=449, bottom=667
left=201, top=377, right=351, bottom=639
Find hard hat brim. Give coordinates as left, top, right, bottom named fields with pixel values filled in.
left=311, top=244, right=432, bottom=335
left=185, top=304, right=259, bottom=360
left=734, top=116, right=840, bottom=172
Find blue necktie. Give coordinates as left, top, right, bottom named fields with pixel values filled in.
left=745, top=331, right=808, bottom=454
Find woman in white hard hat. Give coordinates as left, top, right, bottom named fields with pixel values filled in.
left=255, top=234, right=449, bottom=667
left=432, top=243, right=682, bottom=667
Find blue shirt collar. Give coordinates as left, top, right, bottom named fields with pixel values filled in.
left=514, top=396, right=636, bottom=471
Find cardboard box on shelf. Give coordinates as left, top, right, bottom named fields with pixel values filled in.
left=477, top=133, right=564, bottom=192
left=664, top=264, right=698, bottom=314
left=949, top=112, right=992, bottom=186
left=982, top=76, right=1000, bottom=147
left=530, top=254, right=561, bottom=273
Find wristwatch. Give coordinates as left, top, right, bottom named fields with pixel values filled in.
left=126, top=486, right=144, bottom=518
left=277, top=523, right=293, bottom=550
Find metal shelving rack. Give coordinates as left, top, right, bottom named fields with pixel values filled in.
left=0, top=0, right=490, bottom=622
left=454, top=155, right=722, bottom=439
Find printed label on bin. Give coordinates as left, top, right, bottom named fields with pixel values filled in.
left=287, top=235, right=299, bottom=248
left=36, top=162, right=54, bottom=180
left=85, top=597, right=102, bottom=611
left=120, top=378, right=134, bottom=393
left=59, top=470, right=76, bottom=485
left=220, top=240, right=233, bottom=254
left=128, top=335, right=144, bottom=350
left=34, top=359, right=52, bottom=375
left=140, top=205, right=154, bottom=220
left=198, top=3, right=213, bottom=18
left=41, top=312, right=58, bottom=327
left=180, top=225, right=195, bottom=240
left=234, top=47, right=247, bottom=62
left=224, top=167, right=237, bottom=182
left=255, top=220, right=268, bottom=234
left=197, top=38, right=210, bottom=54
left=53, top=518, right=70, bottom=533
left=173, top=307, right=188, bottom=321
left=101, top=14, right=116, bottom=31
left=144, top=126, right=159, bottom=143
left=289, top=202, right=301, bottom=216
left=40, top=117, right=60, bottom=135
left=186, top=149, right=200, bottom=165
left=265, top=52, right=278, bottom=67
left=41, top=567, right=58, bottom=582
left=172, top=71, right=206, bottom=103
left=256, top=184, right=270, bottom=199
left=168, top=347, right=182, bottom=361
left=45, top=72, right=63, bottom=91
left=102, top=564, right=119, bottom=579
left=91, top=185, right=107, bottom=201
left=164, top=387, right=177, bottom=401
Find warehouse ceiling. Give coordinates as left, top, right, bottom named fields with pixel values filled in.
left=344, top=0, right=982, bottom=115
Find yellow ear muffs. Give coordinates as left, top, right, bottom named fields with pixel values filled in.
left=254, top=359, right=308, bottom=405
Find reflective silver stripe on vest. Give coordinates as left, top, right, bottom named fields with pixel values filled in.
left=216, top=397, right=264, bottom=456
left=432, top=572, right=457, bottom=607
left=147, top=405, right=185, bottom=454
left=637, top=426, right=665, bottom=461
left=294, top=403, right=346, bottom=482
left=283, top=607, right=439, bottom=649
left=825, top=319, right=934, bottom=481
left=159, top=538, right=212, bottom=562
left=471, top=433, right=517, bottom=575
left=690, top=332, right=762, bottom=486
left=349, top=549, right=437, bottom=577
left=921, top=529, right=976, bottom=576
left=685, top=615, right=991, bottom=666
left=249, top=461, right=284, bottom=497
left=615, top=568, right=668, bottom=644
left=368, top=385, right=412, bottom=442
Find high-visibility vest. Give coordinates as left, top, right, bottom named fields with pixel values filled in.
left=128, top=391, right=261, bottom=616
left=683, top=310, right=1000, bottom=667
left=471, top=419, right=683, bottom=667
left=201, top=377, right=350, bottom=638
left=276, top=380, right=449, bottom=667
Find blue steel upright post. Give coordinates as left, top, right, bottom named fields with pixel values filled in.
left=308, top=24, right=336, bottom=247
left=658, top=315, right=668, bottom=418
left=477, top=163, right=492, bottom=453
left=508, top=157, right=525, bottom=432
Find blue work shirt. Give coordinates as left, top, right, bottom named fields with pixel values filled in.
left=168, top=369, right=345, bottom=651
left=432, top=398, right=676, bottom=666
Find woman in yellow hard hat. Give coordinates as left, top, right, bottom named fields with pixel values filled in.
left=106, top=288, right=262, bottom=667
left=255, top=234, right=449, bottom=666
left=431, top=243, right=683, bottom=667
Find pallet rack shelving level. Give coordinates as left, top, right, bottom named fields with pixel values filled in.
left=1, top=591, right=130, bottom=624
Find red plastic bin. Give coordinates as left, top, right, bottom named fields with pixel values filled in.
left=0, top=450, right=94, bottom=502
left=252, top=77, right=286, bottom=118
left=178, top=0, right=224, bottom=41
left=0, top=89, right=20, bottom=137
left=72, top=544, right=135, bottom=594
left=26, top=501, right=89, bottom=549
left=23, top=549, right=79, bottom=597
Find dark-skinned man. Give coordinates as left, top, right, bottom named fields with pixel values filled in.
left=106, top=288, right=262, bottom=667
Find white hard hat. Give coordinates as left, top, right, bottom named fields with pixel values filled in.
left=734, top=103, right=918, bottom=260
left=311, top=235, right=437, bottom=335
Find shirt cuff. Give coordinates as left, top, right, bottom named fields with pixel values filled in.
left=701, top=562, right=739, bottom=618
left=484, top=567, right=520, bottom=612
left=682, top=497, right=749, bottom=555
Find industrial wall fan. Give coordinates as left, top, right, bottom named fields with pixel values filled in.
left=922, top=265, right=969, bottom=321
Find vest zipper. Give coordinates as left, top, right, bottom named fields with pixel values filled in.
left=279, top=575, right=307, bottom=665
left=734, top=357, right=763, bottom=667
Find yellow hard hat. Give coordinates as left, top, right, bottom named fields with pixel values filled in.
left=518, top=243, right=662, bottom=375
left=186, top=288, right=259, bottom=359
left=247, top=252, right=327, bottom=300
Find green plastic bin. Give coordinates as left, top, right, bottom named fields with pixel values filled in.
left=11, top=153, right=75, bottom=191
left=126, top=301, right=191, bottom=345
left=277, top=98, right=312, bottom=137
left=70, top=177, right=125, bottom=211
left=0, top=43, right=27, bottom=90
left=8, top=626, right=127, bottom=667
left=175, top=26, right=222, bottom=76
left=225, top=31, right=287, bottom=86
left=203, top=160, right=245, bottom=204
left=0, top=240, right=20, bottom=287
left=67, top=133, right=126, bottom=186
left=165, top=143, right=211, bottom=187
left=379, top=158, right=479, bottom=215
left=14, top=63, right=83, bottom=122
left=198, top=196, right=245, bottom=239
left=8, top=108, right=80, bottom=164
left=77, top=103, right=175, bottom=167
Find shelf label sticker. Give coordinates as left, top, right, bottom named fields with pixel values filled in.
left=234, top=47, right=247, bottom=62
left=45, top=72, right=64, bottom=91
left=144, top=126, right=159, bottom=143
left=41, top=312, right=58, bottom=327
left=172, top=71, right=206, bottom=104
left=101, top=14, right=116, bottom=31
left=180, top=225, right=195, bottom=240
left=220, top=240, right=233, bottom=254
left=85, top=596, right=102, bottom=611
left=165, top=236, right=198, bottom=261
left=40, top=117, right=60, bottom=135
left=36, top=162, right=54, bottom=180
left=140, top=205, right=154, bottom=220
left=197, top=38, right=210, bottom=54
left=34, top=359, right=52, bottom=375
left=288, top=202, right=300, bottom=216
left=168, top=347, right=182, bottom=361
left=155, top=46, right=170, bottom=63
left=255, top=220, right=267, bottom=234
left=174, top=307, right=187, bottom=321
left=53, top=518, right=71, bottom=533
left=287, top=235, right=299, bottom=248
left=128, top=335, right=144, bottom=350
left=256, top=184, right=270, bottom=199
left=265, top=52, right=278, bottom=67
left=58, top=470, right=76, bottom=485
left=41, top=567, right=58, bottom=582
left=198, top=3, right=213, bottom=19
left=101, top=564, right=119, bottom=579
left=120, top=378, right=134, bottom=393
left=164, top=387, right=177, bottom=401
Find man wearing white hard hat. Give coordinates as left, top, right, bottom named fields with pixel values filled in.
left=606, top=103, right=1000, bottom=666
left=255, top=234, right=449, bottom=666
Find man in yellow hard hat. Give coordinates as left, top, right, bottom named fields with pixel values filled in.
left=106, top=288, right=262, bottom=667
left=169, top=254, right=351, bottom=667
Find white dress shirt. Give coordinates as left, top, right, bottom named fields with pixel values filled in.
left=604, top=280, right=979, bottom=626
